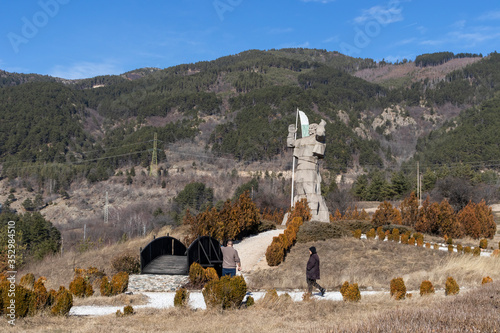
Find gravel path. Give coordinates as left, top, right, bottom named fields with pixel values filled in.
left=233, top=228, right=284, bottom=278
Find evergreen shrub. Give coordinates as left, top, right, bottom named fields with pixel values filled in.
left=69, top=276, right=93, bottom=298
left=189, top=262, right=206, bottom=286
left=366, top=228, right=376, bottom=239
left=390, top=277, right=406, bottom=300
left=343, top=283, right=361, bottom=302
left=420, top=280, right=435, bottom=296
left=445, top=277, right=459, bottom=296
left=482, top=276, right=493, bottom=285
left=353, top=229, right=362, bottom=239
left=110, top=272, right=129, bottom=295
left=174, top=288, right=189, bottom=308
left=100, top=276, right=112, bottom=296
left=51, top=286, right=73, bottom=316
left=202, top=276, right=247, bottom=309
left=245, top=295, right=255, bottom=307
left=123, top=305, right=134, bottom=315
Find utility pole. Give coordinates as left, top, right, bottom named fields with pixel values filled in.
left=149, top=132, right=158, bottom=177
left=417, top=162, right=421, bottom=206
left=104, top=191, right=109, bottom=224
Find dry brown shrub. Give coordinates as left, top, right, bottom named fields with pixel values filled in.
left=481, top=276, right=493, bottom=285
left=390, top=277, right=406, bottom=300
left=445, top=277, right=459, bottom=296
left=419, top=280, right=435, bottom=296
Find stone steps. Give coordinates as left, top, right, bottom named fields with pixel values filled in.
left=128, top=274, right=189, bottom=292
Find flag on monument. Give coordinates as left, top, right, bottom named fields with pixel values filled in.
left=298, top=110, right=309, bottom=138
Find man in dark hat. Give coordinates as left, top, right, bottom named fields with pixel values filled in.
left=306, top=246, right=325, bottom=296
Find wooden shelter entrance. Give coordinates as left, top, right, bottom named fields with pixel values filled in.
left=140, top=236, right=188, bottom=275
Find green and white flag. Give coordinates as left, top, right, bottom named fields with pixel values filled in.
left=298, top=110, right=309, bottom=138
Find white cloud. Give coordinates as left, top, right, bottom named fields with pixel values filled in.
left=323, top=35, right=340, bottom=43
left=478, top=10, right=500, bottom=21
left=416, top=26, right=427, bottom=34
left=449, top=30, right=500, bottom=45
left=450, top=20, right=466, bottom=29
left=419, top=39, right=444, bottom=46
left=395, top=38, right=416, bottom=46
left=49, top=61, right=124, bottom=80
left=353, top=5, right=404, bottom=25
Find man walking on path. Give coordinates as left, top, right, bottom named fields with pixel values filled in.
left=221, top=240, right=241, bottom=277
left=306, top=246, right=325, bottom=296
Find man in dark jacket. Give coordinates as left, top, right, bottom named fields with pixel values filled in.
left=306, top=246, right=325, bottom=296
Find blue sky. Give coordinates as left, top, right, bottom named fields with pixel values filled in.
left=1, top=0, right=499, bottom=79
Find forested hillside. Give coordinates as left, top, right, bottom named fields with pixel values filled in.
left=1, top=48, right=500, bottom=200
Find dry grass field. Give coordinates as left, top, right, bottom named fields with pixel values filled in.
left=6, top=224, right=500, bottom=332
left=4, top=281, right=500, bottom=332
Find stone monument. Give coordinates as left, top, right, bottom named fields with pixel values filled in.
left=287, top=119, right=330, bottom=222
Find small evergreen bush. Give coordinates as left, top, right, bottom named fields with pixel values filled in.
left=33, top=277, right=49, bottom=311
left=110, top=272, right=129, bottom=295
left=419, top=280, right=435, bottom=296
left=353, top=229, right=362, bottom=239
left=189, top=262, right=206, bottom=286
left=344, top=283, right=361, bottom=302
left=202, top=275, right=247, bottom=309
left=391, top=228, right=400, bottom=242
left=100, top=276, right=112, bottom=296
left=366, top=228, right=376, bottom=239
left=4, top=284, right=34, bottom=317
left=445, top=277, right=459, bottom=296
left=69, top=276, right=94, bottom=298
left=464, top=246, right=472, bottom=254
left=413, top=232, right=424, bottom=243
left=204, top=267, right=219, bottom=282
left=479, top=239, right=488, bottom=249
left=482, top=276, right=493, bottom=285
left=174, top=288, right=189, bottom=308
left=245, top=295, right=255, bottom=307
left=456, top=244, right=463, bottom=253
left=448, top=244, right=454, bottom=253
left=123, top=305, right=134, bottom=315
left=51, top=286, right=73, bottom=316
left=265, top=241, right=284, bottom=266
left=390, top=277, right=406, bottom=300
left=472, top=247, right=481, bottom=256
left=377, top=227, right=385, bottom=241
left=400, top=233, right=409, bottom=244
